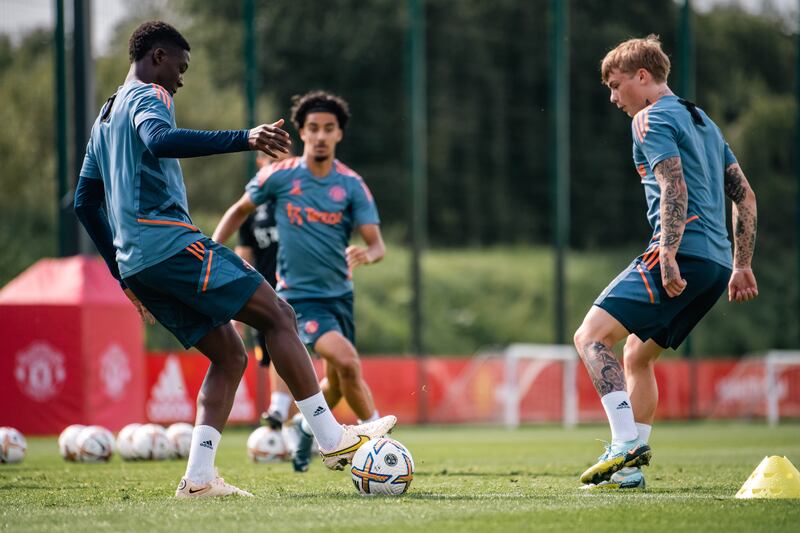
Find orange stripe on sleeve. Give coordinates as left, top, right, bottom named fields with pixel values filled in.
left=636, top=264, right=655, bottom=304
left=189, top=243, right=205, bottom=255
left=202, top=250, right=214, bottom=292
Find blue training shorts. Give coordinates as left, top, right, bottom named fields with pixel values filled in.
left=124, top=236, right=264, bottom=349
left=287, top=294, right=355, bottom=349
left=594, top=254, right=731, bottom=350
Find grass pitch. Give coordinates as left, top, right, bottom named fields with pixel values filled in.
left=2, top=422, right=799, bottom=532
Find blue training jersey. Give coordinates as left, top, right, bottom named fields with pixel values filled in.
left=79, top=81, right=202, bottom=277
left=245, top=157, right=380, bottom=300
left=632, top=95, right=735, bottom=269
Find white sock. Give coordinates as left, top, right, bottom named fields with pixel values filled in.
left=358, top=410, right=380, bottom=424
left=295, top=392, right=343, bottom=450
left=184, top=425, right=221, bottom=484
left=268, top=391, right=293, bottom=422
left=600, top=391, right=638, bottom=443
left=636, top=422, right=652, bottom=444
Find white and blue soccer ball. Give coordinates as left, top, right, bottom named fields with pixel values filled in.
left=0, top=427, right=27, bottom=464
left=75, top=425, right=114, bottom=462
left=166, top=423, right=193, bottom=459
left=58, top=424, right=86, bottom=462
left=247, top=427, right=288, bottom=463
left=350, top=437, right=414, bottom=496
left=116, top=423, right=142, bottom=461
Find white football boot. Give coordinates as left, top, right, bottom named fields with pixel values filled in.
left=319, top=415, right=397, bottom=470
left=175, top=469, right=253, bottom=499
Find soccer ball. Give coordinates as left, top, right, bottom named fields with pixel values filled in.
left=58, top=424, right=86, bottom=462
left=131, top=424, right=172, bottom=460
left=75, top=425, right=115, bottom=462
left=247, top=427, right=288, bottom=463
left=351, top=437, right=414, bottom=496
left=166, top=423, right=193, bottom=459
left=116, top=423, right=142, bottom=461
left=0, top=427, right=27, bottom=464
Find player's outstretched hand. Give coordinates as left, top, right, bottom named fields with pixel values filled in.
left=728, top=268, right=758, bottom=302
left=346, top=245, right=372, bottom=269
left=124, top=288, right=156, bottom=325
left=660, top=254, right=687, bottom=298
left=248, top=119, right=291, bottom=159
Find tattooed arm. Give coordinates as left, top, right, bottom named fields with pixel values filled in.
left=653, top=156, right=688, bottom=298
left=724, top=163, right=758, bottom=302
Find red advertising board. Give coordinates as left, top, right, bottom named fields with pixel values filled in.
left=0, top=257, right=145, bottom=434
left=143, top=353, right=800, bottom=425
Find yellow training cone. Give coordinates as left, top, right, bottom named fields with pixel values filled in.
left=735, top=455, right=800, bottom=499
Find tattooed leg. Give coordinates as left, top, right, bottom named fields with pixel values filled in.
left=581, top=341, right=626, bottom=396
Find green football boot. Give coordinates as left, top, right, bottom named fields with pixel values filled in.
left=579, top=438, right=651, bottom=485
left=581, top=467, right=646, bottom=490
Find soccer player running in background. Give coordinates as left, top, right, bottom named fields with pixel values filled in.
left=73, top=21, right=395, bottom=498
left=213, top=91, right=385, bottom=472
left=573, top=35, right=758, bottom=489
left=233, top=151, right=300, bottom=435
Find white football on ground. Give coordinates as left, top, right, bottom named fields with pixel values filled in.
left=0, top=427, right=27, bottom=464
left=58, top=424, right=86, bottom=462
left=132, top=424, right=172, bottom=460
left=166, top=423, right=193, bottom=459
left=247, top=427, right=288, bottom=463
left=116, top=423, right=142, bottom=461
left=76, top=425, right=114, bottom=462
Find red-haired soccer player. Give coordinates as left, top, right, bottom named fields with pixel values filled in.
left=574, top=35, right=758, bottom=489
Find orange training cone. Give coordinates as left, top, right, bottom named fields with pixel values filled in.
left=735, top=456, right=800, bottom=499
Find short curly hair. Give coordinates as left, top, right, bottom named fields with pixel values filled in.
left=128, top=21, right=190, bottom=63
left=601, top=34, right=670, bottom=84
left=290, top=91, right=350, bottom=131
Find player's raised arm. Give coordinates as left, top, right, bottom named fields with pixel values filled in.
left=653, top=156, right=688, bottom=298
left=136, top=118, right=290, bottom=159
left=212, top=192, right=257, bottom=244
left=724, top=162, right=758, bottom=302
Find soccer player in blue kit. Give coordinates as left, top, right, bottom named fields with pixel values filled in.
left=73, top=21, right=395, bottom=498
left=573, top=35, right=758, bottom=489
left=213, top=91, right=385, bottom=472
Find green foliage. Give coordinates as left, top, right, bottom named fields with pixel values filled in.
left=0, top=2, right=797, bottom=356
left=2, top=424, right=799, bottom=532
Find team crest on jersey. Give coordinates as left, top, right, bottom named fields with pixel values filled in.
left=304, top=320, right=319, bottom=335
left=328, top=185, right=347, bottom=203
left=289, top=180, right=303, bottom=196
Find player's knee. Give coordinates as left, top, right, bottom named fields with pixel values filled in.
left=574, top=321, right=615, bottom=358
left=258, top=298, right=297, bottom=334
left=624, top=348, right=654, bottom=370
left=275, top=299, right=297, bottom=330
left=331, top=352, right=361, bottom=381
left=573, top=323, right=594, bottom=357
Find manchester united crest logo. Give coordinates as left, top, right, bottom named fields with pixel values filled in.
left=328, top=185, right=347, bottom=202
left=14, top=341, right=67, bottom=402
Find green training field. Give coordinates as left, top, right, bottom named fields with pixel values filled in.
left=2, top=423, right=799, bottom=532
